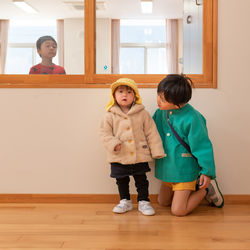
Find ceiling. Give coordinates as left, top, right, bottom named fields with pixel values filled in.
left=0, top=0, right=184, bottom=20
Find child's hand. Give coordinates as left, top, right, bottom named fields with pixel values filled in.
left=153, top=154, right=166, bottom=159
left=198, top=174, right=211, bottom=189
left=114, top=144, right=121, bottom=152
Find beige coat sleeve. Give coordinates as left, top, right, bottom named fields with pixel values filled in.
left=143, top=111, right=166, bottom=159
left=99, top=113, right=121, bottom=153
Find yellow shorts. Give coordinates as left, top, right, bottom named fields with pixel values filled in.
left=163, top=180, right=196, bottom=191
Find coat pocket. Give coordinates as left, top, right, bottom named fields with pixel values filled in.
left=181, top=153, right=192, bottom=157
left=139, top=141, right=151, bottom=155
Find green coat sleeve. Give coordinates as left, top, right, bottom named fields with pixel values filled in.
left=153, top=109, right=164, bottom=140
left=186, top=114, right=216, bottom=179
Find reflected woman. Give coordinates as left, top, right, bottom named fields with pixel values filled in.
left=29, top=36, right=66, bottom=74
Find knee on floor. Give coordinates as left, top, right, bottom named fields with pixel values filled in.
left=171, top=207, right=188, bottom=217
left=157, top=197, right=171, bottom=207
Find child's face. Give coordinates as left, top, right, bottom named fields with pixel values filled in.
left=38, top=40, right=57, bottom=59
left=157, top=93, right=179, bottom=110
left=114, top=86, right=135, bottom=109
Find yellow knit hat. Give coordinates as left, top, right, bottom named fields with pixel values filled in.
left=106, top=78, right=142, bottom=111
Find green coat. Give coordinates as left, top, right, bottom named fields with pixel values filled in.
left=153, top=104, right=216, bottom=183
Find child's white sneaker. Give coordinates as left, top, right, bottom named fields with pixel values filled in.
left=138, top=200, right=155, bottom=216
left=206, top=179, right=224, bottom=208
left=113, top=199, right=133, bottom=214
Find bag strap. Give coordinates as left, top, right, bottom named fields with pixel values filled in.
left=166, top=110, right=197, bottom=161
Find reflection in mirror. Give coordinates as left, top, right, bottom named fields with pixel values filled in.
left=0, top=0, right=84, bottom=75
left=96, top=0, right=203, bottom=75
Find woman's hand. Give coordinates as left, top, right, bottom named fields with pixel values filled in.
left=198, top=174, right=211, bottom=189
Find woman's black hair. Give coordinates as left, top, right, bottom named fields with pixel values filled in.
left=36, top=36, right=57, bottom=50
left=157, top=74, right=193, bottom=107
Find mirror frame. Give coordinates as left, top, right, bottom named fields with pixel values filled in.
left=0, top=0, right=217, bottom=88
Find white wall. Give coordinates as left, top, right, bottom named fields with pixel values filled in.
left=0, top=0, right=250, bottom=194
left=64, top=18, right=111, bottom=74
left=178, top=19, right=183, bottom=73
left=96, top=18, right=111, bottom=74
left=64, top=18, right=84, bottom=74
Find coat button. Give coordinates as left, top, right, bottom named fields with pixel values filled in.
left=126, top=127, right=130, bottom=130
left=128, top=139, right=132, bottom=143
left=130, top=152, right=134, bottom=156
left=167, top=133, right=170, bottom=136
left=169, top=111, right=172, bottom=115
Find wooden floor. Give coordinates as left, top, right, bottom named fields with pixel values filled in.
left=0, top=203, right=250, bottom=250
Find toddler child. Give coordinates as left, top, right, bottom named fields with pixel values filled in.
left=100, top=78, right=166, bottom=216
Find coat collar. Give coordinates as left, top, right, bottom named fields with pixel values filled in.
left=109, top=104, right=145, bottom=117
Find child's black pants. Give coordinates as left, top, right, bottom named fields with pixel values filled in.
left=116, top=174, right=149, bottom=202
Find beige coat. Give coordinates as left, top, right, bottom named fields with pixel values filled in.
left=99, top=104, right=166, bottom=164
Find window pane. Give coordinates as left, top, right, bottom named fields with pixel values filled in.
left=6, top=20, right=59, bottom=74
left=120, top=48, right=144, bottom=74
left=120, top=20, right=166, bottom=43
left=2, top=0, right=85, bottom=75
left=147, top=48, right=167, bottom=74
left=5, top=48, right=33, bottom=74
left=95, top=0, right=185, bottom=75
left=8, top=20, right=57, bottom=44
left=183, top=0, right=203, bottom=74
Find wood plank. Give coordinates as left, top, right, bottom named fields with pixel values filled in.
left=84, top=0, right=96, bottom=77
left=0, top=194, right=249, bottom=204
left=0, top=203, right=249, bottom=249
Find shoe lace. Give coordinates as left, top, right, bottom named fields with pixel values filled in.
left=118, top=200, right=130, bottom=208
left=139, top=201, right=152, bottom=210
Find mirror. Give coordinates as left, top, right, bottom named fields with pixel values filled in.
left=96, top=0, right=203, bottom=75
left=0, top=0, right=84, bottom=75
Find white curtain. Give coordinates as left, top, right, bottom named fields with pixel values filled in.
left=57, top=19, right=64, bottom=67
left=166, top=19, right=178, bottom=74
left=111, top=19, right=120, bottom=74
left=0, top=20, right=10, bottom=74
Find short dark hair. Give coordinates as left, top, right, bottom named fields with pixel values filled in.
left=36, top=36, right=57, bottom=50
left=157, top=74, right=193, bottom=106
